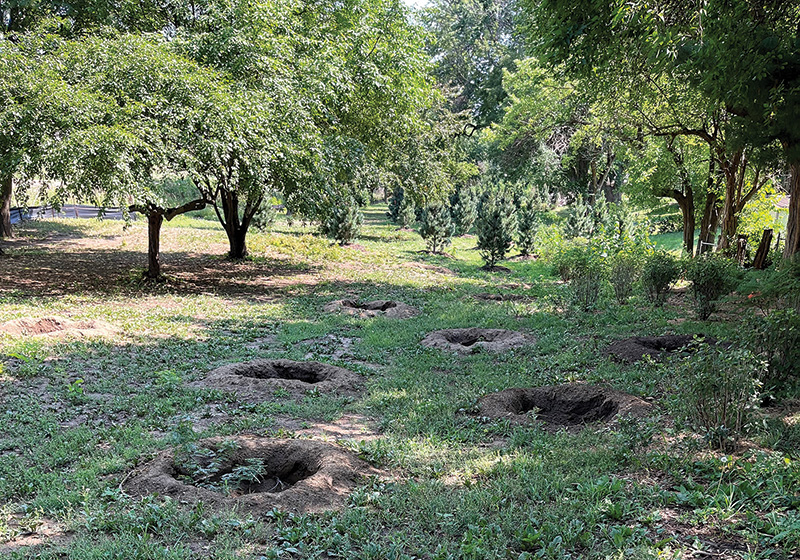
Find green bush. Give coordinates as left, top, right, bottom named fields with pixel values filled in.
left=641, top=251, right=681, bottom=306
left=740, top=257, right=800, bottom=391
left=418, top=204, right=454, bottom=254
left=552, top=244, right=588, bottom=282
left=516, top=199, right=540, bottom=256
left=251, top=199, right=278, bottom=233
left=475, top=193, right=516, bottom=268
left=558, top=245, right=607, bottom=310
left=386, top=186, right=416, bottom=228
left=686, top=254, right=739, bottom=319
left=449, top=186, right=478, bottom=236
left=674, top=347, right=762, bottom=450
left=748, top=309, right=800, bottom=391
left=321, top=201, right=363, bottom=245
left=609, top=250, right=644, bottom=304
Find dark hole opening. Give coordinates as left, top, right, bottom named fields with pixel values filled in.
left=235, top=362, right=327, bottom=384
left=512, top=393, right=619, bottom=425
left=342, top=300, right=398, bottom=312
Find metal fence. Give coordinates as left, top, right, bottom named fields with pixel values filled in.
left=9, top=205, right=138, bottom=224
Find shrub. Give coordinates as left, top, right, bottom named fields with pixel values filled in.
left=552, top=244, right=588, bottom=282
left=449, top=186, right=478, bottom=236
left=686, top=254, right=739, bottom=319
left=418, top=204, right=454, bottom=254
left=674, top=347, right=762, bottom=450
left=251, top=199, right=278, bottom=233
left=386, top=187, right=415, bottom=228
left=640, top=251, right=681, bottom=306
left=567, top=247, right=607, bottom=310
left=747, top=309, right=800, bottom=391
left=321, top=201, right=363, bottom=245
left=475, top=194, right=516, bottom=268
left=516, top=199, right=540, bottom=257
left=609, top=250, right=644, bottom=304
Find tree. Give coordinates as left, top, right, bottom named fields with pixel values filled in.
left=449, top=185, right=478, bottom=235
left=419, top=204, right=455, bottom=254
left=421, top=0, right=524, bottom=128
left=523, top=0, right=800, bottom=256
left=476, top=192, right=516, bottom=268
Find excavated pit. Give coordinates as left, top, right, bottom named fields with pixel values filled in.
left=126, top=437, right=378, bottom=513
left=194, top=359, right=364, bottom=402
left=0, top=316, right=117, bottom=338
left=476, top=383, right=653, bottom=429
left=323, top=299, right=419, bottom=319
left=421, top=328, right=535, bottom=354
left=603, top=334, right=717, bottom=363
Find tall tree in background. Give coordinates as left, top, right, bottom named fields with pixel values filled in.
left=422, top=0, right=523, bottom=128
left=523, top=0, right=800, bottom=256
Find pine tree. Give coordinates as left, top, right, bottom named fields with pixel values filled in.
left=476, top=194, right=517, bottom=268
left=517, top=199, right=540, bottom=256
left=564, top=196, right=594, bottom=238
left=419, top=204, right=455, bottom=254
left=387, top=186, right=413, bottom=226
left=449, top=186, right=478, bottom=236
left=321, top=200, right=363, bottom=245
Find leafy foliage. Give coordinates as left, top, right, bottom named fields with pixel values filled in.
left=674, top=347, right=763, bottom=450
left=686, top=254, right=739, bottom=320
left=640, top=251, right=681, bottom=306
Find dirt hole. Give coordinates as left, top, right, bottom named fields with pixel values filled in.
left=475, top=383, right=652, bottom=429
left=232, top=361, right=329, bottom=384
left=323, top=299, right=419, bottom=318
left=126, top=437, right=381, bottom=513
left=195, top=359, right=364, bottom=402
left=421, top=328, right=534, bottom=354
left=174, top=443, right=320, bottom=496
left=603, top=334, right=717, bottom=363
left=342, top=300, right=397, bottom=312
left=0, top=316, right=117, bottom=338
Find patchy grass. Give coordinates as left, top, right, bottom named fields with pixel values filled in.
left=0, top=206, right=797, bottom=559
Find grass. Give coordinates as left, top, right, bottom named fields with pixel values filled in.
left=0, top=206, right=797, bottom=559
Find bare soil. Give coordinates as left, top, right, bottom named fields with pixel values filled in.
left=0, top=316, right=118, bottom=338
left=602, top=334, right=717, bottom=363
left=193, top=359, right=364, bottom=402
left=475, top=383, right=653, bottom=429
left=421, top=328, right=535, bottom=354
left=323, top=299, right=419, bottom=319
left=125, top=436, right=379, bottom=514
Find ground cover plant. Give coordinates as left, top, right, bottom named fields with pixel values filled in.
left=0, top=207, right=797, bottom=560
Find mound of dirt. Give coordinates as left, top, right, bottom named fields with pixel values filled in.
left=125, top=436, right=379, bottom=513
left=603, top=334, right=717, bottom=363
left=474, top=293, right=533, bottom=302
left=421, top=328, right=535, bottom=354
left=0, top=316, right=118, bottom=338
left=323, top=299, right=419, bottom=319
left=476, top=383, right=652, bottom=429
left=194, top=359, right=363, bottom=402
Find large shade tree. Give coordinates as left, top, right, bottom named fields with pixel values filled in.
left=522, top=0, right=800, bottom=256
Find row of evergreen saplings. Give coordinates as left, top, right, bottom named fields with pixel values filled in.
left=387, top=185, right=548, bottom=266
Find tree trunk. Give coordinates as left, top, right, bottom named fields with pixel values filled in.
left=753, top=229, right=773, bottom=270
left=1, top=174, right=13, bottom=239
left=679, top=198, right=696, bottom=256
left=219, top=191, right=249, bottom=259
left=146, top=212, right=164, bottom=279
left=783, top=161, right=800, bottom=259
left=717, top=172, right=739, bottom=251
left=697, top=194, right=720, bottom=256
